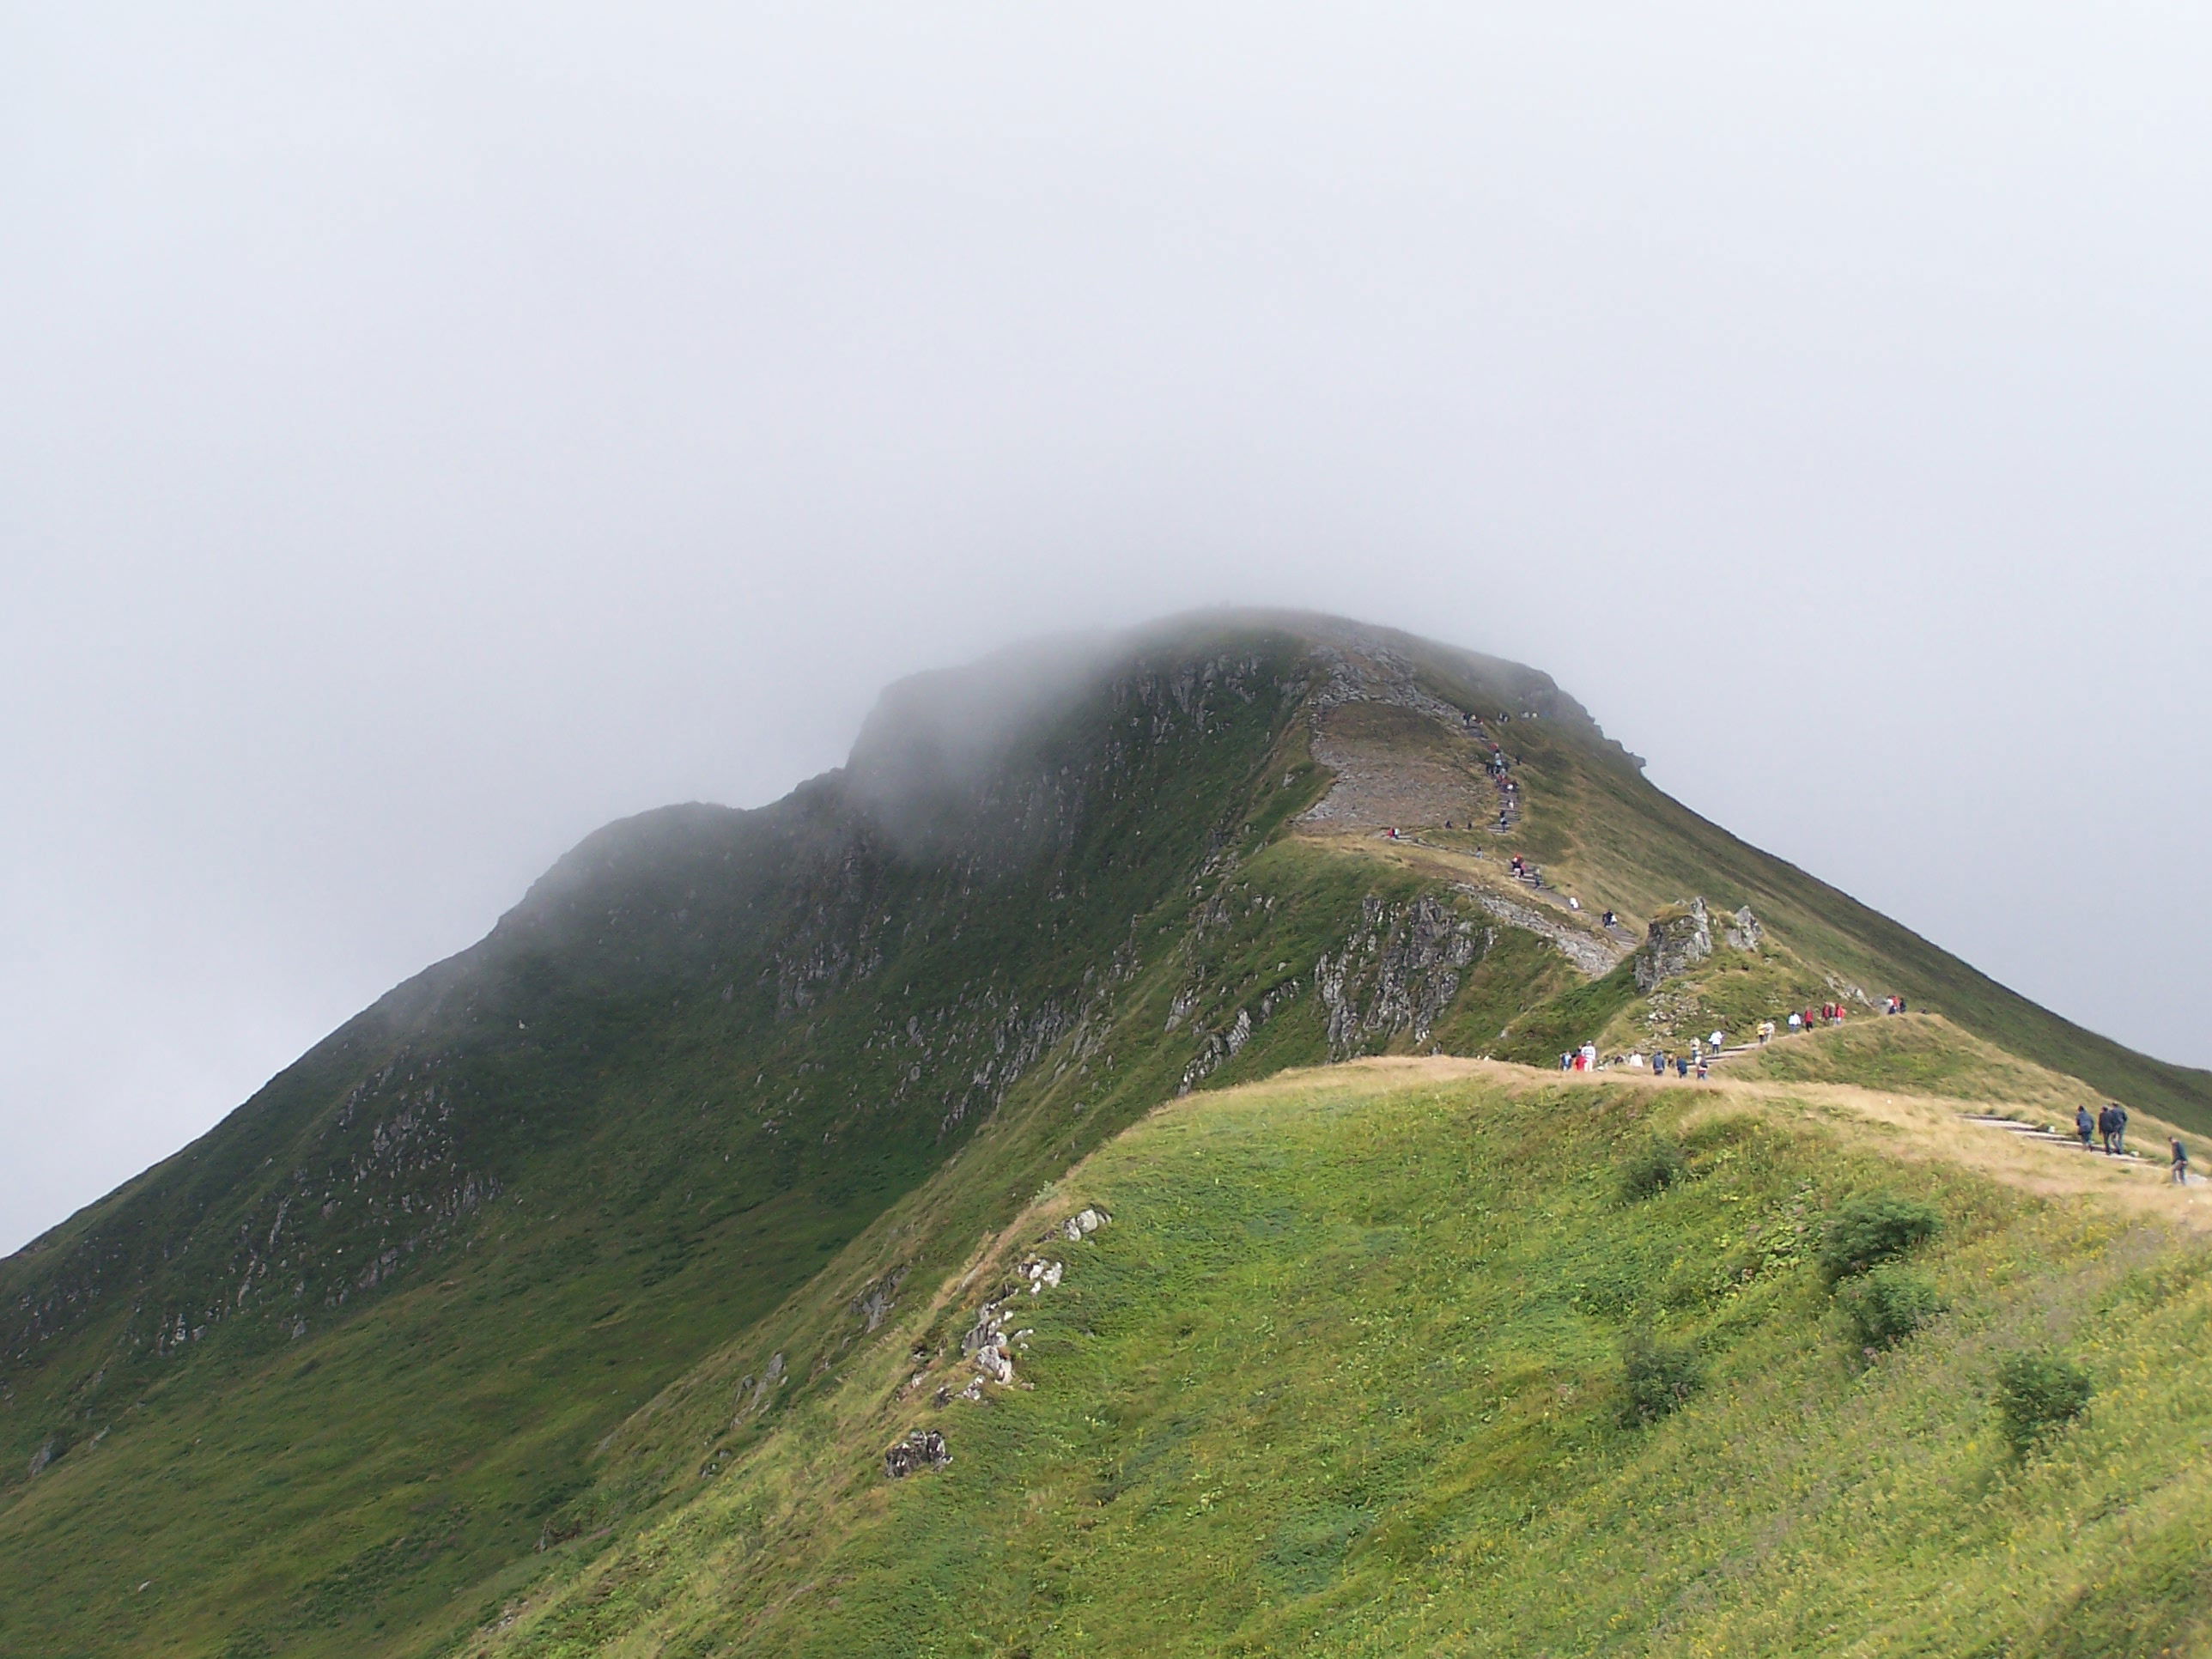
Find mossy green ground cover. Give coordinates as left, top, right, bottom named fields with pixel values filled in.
left=483, top=1064, right=2212, bottom=1657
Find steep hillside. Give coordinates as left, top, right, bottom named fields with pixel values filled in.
left=1, top=611, right=2203, bottom=1657
left=474, top=1060, right=2212, bottom=1658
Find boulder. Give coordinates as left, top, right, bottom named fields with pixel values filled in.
left=1635, top=898, right=1713, bottom=990
left=884, top=1429, right=951, bottom=1479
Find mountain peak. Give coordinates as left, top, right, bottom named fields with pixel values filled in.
left=3, top=615, right=2207, bottom=1656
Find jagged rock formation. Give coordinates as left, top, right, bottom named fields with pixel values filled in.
left=1314, top=894, right=1486, bottom=1059
left=1635, top=898, right=1762, bottom=991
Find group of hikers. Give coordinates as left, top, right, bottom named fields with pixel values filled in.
left=2077, top=1100, right=2130, bottom=1154
left=2070, top=1100, right=2194, bottom=1183
left=1752, top=1004, right=1852, bottom=1043
left=1562, top=1031, right=1729, bottom=1080
left=1570, top=996, right=1899, bottom=1077
left=1541, top=981, right=2200, bottom=1190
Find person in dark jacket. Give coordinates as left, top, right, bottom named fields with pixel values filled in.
left=2173, top=1139, right=2191, bottom=1184
left=2108, top=1103, right=2129, bottom=1156
left=2076, top=1105, right=2096, bottom=1151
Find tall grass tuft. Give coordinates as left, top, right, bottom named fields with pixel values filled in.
left=1620, top=1332, right=1705, bottom=1425
left=1835, top=1265, right=1943, bottom=1351
left=1616, top=1136, right=1687, bottom=1203
left=1995, top=1352, right=2093, bottom=1453
left=1816, top=1193, right=1942, bottom=1283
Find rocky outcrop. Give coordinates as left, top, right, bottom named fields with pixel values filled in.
left=1724, top=907, right=1762, bottom=952
left=734, top=1352, right=786, bottom=1421
left=1636, top=899, right=1760, bottom=991
left=1314, top=895, right=1486, bottom=1060
left=947, top=1212, right=1109, bottom=1401
left=1178, top=1007, right=1255, bottom=1094
left=884, top=1429, right=951, bottom=1478
left=851, top=1268, right=906, bottom=1334
left=1461, top=886, right=1625, bottom=980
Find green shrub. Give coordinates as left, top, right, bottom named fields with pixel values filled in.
left=1617, top=1137, right=1687, bottom=1203
left=1620, top=1333, right=1705, bottom=1425
left=1995, top=1352, right=2093, bottom=1452
left=1836, top=1265, right=1943, bottom=1350
left=1816, top=1194, right=1942, bottom=1282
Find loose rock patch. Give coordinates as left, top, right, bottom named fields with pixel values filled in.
left=884, top=1430, right=951, bottom=1478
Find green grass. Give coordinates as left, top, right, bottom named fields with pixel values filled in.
left=1732, top=1012, right=2109, bottom=1111
left=477, top=1063, right=2212, bottom=1657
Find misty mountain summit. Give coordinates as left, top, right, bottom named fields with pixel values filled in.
left=7, top=611, right=2212, bottom=1657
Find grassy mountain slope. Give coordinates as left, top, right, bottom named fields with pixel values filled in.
left=1, top=611, right=2203, bottom=1656
left=478, top=1058, right=2212, bottom=1658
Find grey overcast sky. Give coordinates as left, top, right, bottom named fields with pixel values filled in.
left=4, top=3, right=2209, bottom=1252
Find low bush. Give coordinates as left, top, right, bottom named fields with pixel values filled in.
left=1620, top=1333, right=1705, bottom=1425
left=1617, top=1137, right=1686, bottom=1203
left=1816, top=1194, right=1942, bottom=1282
left=1836, top=1265, right=1942, bottom=1351
left=1995, top=1352, right=2093, bottom=1452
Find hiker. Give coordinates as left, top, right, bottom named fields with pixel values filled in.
left=1787, top=1012, right=1803, bottom=1036
left=2173, top=1139, right=2191, bottom=1184
left=2076, top=1105, right=2096, bottom=1151
left=2111, top=1103, right=2129, bottom=1155
left=1560, top=1052, right=1573, bottom=1072
left=1709, top=1029, right=1726, bottom=1051
left=2096, top=1103, right=2117, bottom=1154
left=1695, top=1056, right=1709, bottom=1081
left=1676, top=1055, right=1691, bottom=1079
left=1582, top=1042, right=1598, bottom=1070
left=1627, top=1050, right=1646, bottom=1070
left=1601, top=909, right=1617, bottom=928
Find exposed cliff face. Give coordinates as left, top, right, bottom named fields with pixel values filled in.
left=1314, top=894, right=1487, bottom=1060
